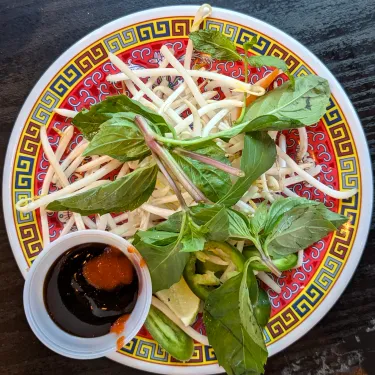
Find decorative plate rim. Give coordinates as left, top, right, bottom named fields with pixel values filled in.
left=3, top=5, right=373, bottom=375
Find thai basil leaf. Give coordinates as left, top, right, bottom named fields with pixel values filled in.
left=153, top=211, right=183, bottom=233
left=240, top=115, right=302, bottom=132
left=249, top=201, right=268, bottom=236
left=263, top=197, right=319, bottom=235
left=243, top=36, right=258, bottom=53
left=146, top=204, right=229, bottom=253
left=244, top=75, right=331, bottom=126
left=73, top=95, right=172, bottom=140
left=135, top=231, right=179, bottom=247
left=173, top=142, right=232, bottom=202
left=180, top=219, right=206, bottom=252
left=247, top=55, right=288, bottom=72
left=315, top=203, right=348, bottom=228
left=83, top=116, right=150, bottom=161
left=247, top=55, right=295, bottom=88
left=214, top=115, right=303, bottom=142
left=182, top=140, right=231, bottom=159
left=136, top=235, right=190, bottom=293
left=227, top=209, right=252, bottom=240
left=134, top=212, right=190, bottom=292
left=218, top=132, right=276, bottom=207
left=239, top=260, right=264, bottom=349
left=152, top=204, right=225, bottom=234
left=173, top=205, right=230, bottom=252
left=189, top=29, right=241, bottom=61
left=204, top=260, right=267, bottom=375
left=192, top=204, right=229, bottom=242
left=264, top=205, right=347, bottom=257
left=46, top=164, right=158, bottom=215
left=263, top=197, right=347, bottom=238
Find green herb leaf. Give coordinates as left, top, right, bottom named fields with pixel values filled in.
left=136, top=231, right=179, bottom=246
left=247, top=55, right=296, bottom=89
left=239, top=260, right=265, bottom=349
left=138, top=205, right=230, bottom=280
left=182, top=140, right=231, bottom=159
left=155, top=205, right=230, bottom=252
left=135, top=214, right=190, bottom=292
left=262, top=197, right=347, bottom=238
left=83, top=116, right=150, bottom=161
left=227, top=209, right=252, bottom=239
left=244, top=75, right=331, bottom=126
left=204, top=260, right=267, bottom=375
left=243, top=36, right=258, bottom=53
left=315, top=203, right=348, bottom=228
left=137, top=237, right=190, bottom=292
left=192, top=204, right=229, bottom=241
left=153, top=211, right=184, bottom=233
left=180, top=219, right=206, bottom=252
left=189, top=30, right=241, bottom=61
left=249, top=201, right=268, bottom=235
left=218, top=132, right=276, bottom=207
left=152, top=204, right=228, bottom=235
left=46, top=164, right=158, bottom=215
left=73, top=95, right=172, bottom=140
left=263, top=197, right=319, bottom=235
left=247, top=55, right=288, bottom=71
left=286, top=72, right=296, bottom=89
left=264, top=205, right=347, bottom=257
left=173, top=142, right=232, bottom=202
left=210, top=115, right=302, bottom=142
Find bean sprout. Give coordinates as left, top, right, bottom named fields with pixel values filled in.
left=277, top=146, right=357, bottom=199
left=41, top=126, right=74, bottom=244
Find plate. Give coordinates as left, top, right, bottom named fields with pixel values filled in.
left=3, top=5, right=372, bottom=375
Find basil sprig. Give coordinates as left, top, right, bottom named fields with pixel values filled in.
left=47, top=164, right=158, bottom=215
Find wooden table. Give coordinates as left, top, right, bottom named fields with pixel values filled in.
left=0, top=0, right=374, bottom=373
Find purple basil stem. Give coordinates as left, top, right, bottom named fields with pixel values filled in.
left=174, top=148, right=245, bottom=177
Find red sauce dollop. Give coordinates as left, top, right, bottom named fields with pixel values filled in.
left=128, top=246, right=136, bottom=254
left=140, top=258, right=147, bottom=268
left=111, top=314, right=130, bottom=335
left=116, top=336, right=125, bottom=350
left=83, top=246, right=133, bottom=290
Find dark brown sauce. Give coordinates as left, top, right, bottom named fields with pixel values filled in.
left=44, top=243, right=138, bottom=338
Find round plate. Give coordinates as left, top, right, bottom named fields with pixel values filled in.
left=3, top=5, right=372, bottom=375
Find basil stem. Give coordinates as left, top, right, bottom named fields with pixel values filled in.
left=134, top=115, right=209, bottom=203
left=163, top=147, right=209, bottom=203
left=154, top=131, right=227, bottom=147
left=173, top=148, right=245, bottom=177
left=252, top=237, right=281, bottom=277
left=153, top=153, right=188, bottom=212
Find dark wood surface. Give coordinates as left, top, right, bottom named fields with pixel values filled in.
left=1, top=0, right=374, bottom=374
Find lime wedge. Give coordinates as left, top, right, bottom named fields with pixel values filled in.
left=155, top=277, right=200, bottom=326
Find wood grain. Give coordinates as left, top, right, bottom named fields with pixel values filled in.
left=0, top=0, right=374, bottom=374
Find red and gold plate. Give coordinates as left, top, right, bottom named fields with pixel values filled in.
left=3, top=6, right=372, bottom=374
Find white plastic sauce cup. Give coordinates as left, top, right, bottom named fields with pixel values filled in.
left=23, top=230, right=152, bottom=359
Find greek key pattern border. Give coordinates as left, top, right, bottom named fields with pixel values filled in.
left=118, top=337, right=216, bottom=365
